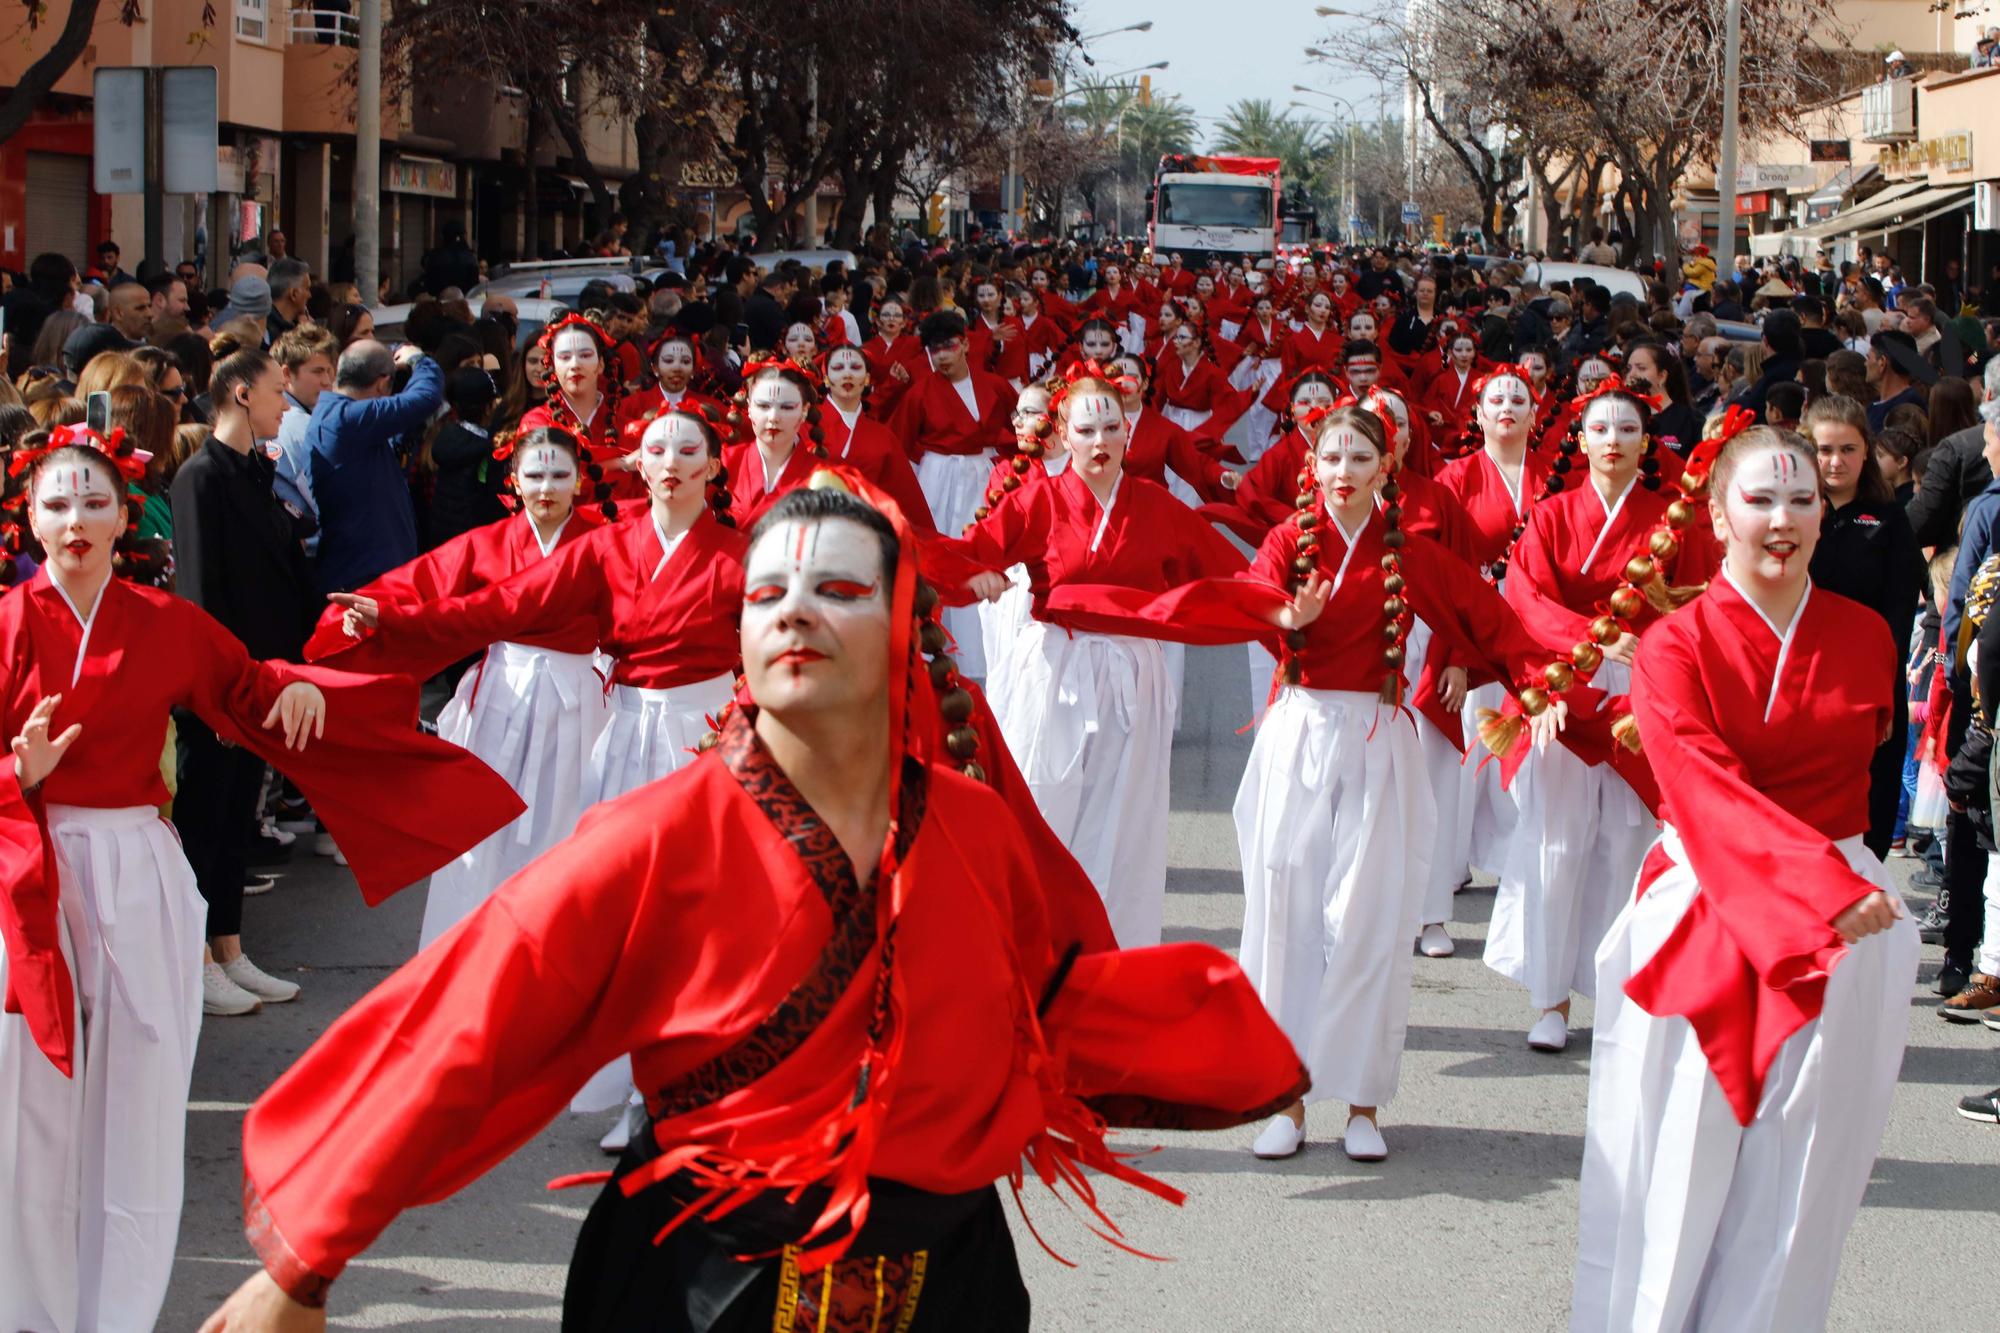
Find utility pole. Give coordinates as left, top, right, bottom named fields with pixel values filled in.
left=355, top=0, right=382, bottom=304
left=1716, top=0, right=1742, bottom=273
left=802, top=61, right=819, bottom=244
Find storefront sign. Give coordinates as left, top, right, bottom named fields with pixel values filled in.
left=385, top=156, right=457, bottom=198
left=1809, top=139, right=1850, bottom=163
left=1880, top=132, right=1975, bottom=180
left=680, top=156, right=734, bottom=190
left=1735, top=164, right=1812, bottom=192
left=1735, top=192, right=1769, bottom=215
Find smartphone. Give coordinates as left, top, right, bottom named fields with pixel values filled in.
left=86, top=390, right=111, bottom=434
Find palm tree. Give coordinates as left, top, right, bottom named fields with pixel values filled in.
left=1123, top=95, right=1199, bottom=170
left=1211, top=98, right=1289, bottom=156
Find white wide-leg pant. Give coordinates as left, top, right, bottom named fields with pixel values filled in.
left=1572, top=829, right=1918, bottom=1333
left=1234, top=687, right=1435, bottom=1109
left=916, top=449, right=998, bottom=676
left=570, top=673, right=733, bottom=1115
left=996, top=621, right=1175, bottom=948
left=0, top=805, right=205, bottom=1333
left=420, top=642, right=608, bottom=949
left=1489, top=668, right=1654, bottom=1009
left=1458, top=680, right=1519, bottom=876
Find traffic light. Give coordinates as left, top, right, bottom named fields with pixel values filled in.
left=927, top=192, right=946, bottom=235
left=1139, top=75, right=1152, bottom=107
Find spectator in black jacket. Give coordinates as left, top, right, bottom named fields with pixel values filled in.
left=744, top=270, right=795, bottom=352
left=1794, top=294, right=1843, bottom=359
left=168, top=336, right=315, bottom=1014
left=425, top=365, right=507, bottom=549
left=1907, top=358, right=2000, bottom=547
left=1735, top=309, right=1805, bottom=423
left=2, top=252, right=78, bottom=377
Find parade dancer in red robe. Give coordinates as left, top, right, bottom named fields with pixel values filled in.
left=0, top=431, right=521, bottom=1333
left=1571, top=426, right=1917, bottom=1331
left=199, top=474, right=1308, bottom=1333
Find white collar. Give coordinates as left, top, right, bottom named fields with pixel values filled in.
left=1578, top=476, right=1639, bottom=574
left=1087, top=473, right=1124, bottom=552
left=1720, top=566, right=1813, bottom=722
left=47, top=571, right=107, bottom=687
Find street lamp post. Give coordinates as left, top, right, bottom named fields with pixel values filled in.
left=1292, top=85, right=1361, bottom=242
left=1716, top=0, right=1743, bottom=272
left=1029, top=23, right=1157, bottom=239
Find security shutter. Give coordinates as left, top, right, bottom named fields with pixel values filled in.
left=24, top=152, right=90, bottom=269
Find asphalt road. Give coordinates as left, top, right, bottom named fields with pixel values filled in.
left=160, top=641, right=2000, bottom=1330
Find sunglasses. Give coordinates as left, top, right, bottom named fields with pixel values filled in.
left=160, top=384, right=187, bottom=400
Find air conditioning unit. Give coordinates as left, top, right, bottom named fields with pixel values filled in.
left=1977, top=181, right=1999, bottom=232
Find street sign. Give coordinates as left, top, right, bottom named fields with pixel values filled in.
left=160, top=68, right=219, bottom=195
left=1400, top=201, right=1421, bottom=225
left=92, top=69, right=146, bottom=194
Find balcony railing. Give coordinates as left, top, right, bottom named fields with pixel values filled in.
left=288, top=5, right=359, bottom=47
left=1860, top=77, right=1916, bottom=143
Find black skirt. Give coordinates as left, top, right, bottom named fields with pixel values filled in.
left=562, top=1139, right=1031, bottom=1333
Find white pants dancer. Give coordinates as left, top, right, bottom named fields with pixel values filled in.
left=995, top=621, right=1175, bottom=947
left=1458, top=680, right=1518, bottom=875
left=1572, top=830, right=1918, bottom=1332
left=1418, top=712, right=1471, bottom=928
left=571, top=673, right=734, bottom=1114
left=915, top=449, right=997, bottom=676
left=1235, top=688, right=1435, bottom=1109
left=421, top=642, right=609, bottom=949
left=977, top=564, right=1035, bottom=716
left=0, top=805, right=205, bottom=1333
left=1489, top=664, right=1653, bottom=1009
left=1160, top=404, right=1213, bottom=509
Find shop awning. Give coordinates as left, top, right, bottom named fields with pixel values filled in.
left=1791, top=182, right=1960, bottom=241
left=1805, top=162, right=1878, bottom=207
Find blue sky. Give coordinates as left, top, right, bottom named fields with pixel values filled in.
left=1065, top=0, right=1389, bottom=146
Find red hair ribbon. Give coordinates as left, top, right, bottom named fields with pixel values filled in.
left=1569, top=373, right=1664, bottom=417
left=1681, top=404, right=1757, bottom=488
left=45, top=424, right=149, bottom=483
left=534, top=312, right=612, bottom=368
left=742, top=354, right=824, bottom=395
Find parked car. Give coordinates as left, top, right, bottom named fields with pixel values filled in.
left=368, top=296, right=565, bottom=351
left=471, top=259, right=641, bottom=303
left=1516, top=261, right=1648, bottom=302
left=746, top=248, right=858, bottom=274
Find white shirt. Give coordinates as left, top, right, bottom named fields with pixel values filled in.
left=950, top=374, right=980, bottom=420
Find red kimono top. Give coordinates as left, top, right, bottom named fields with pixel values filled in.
left=1154, top=357, right=1252, bottom=437
left=1624, top=575, right=1896, bottom=1125
left=0, top=574, right=524, bottom=1073
left=1503, top=478, right=1719, bottom=776
left=1082, top=285, right=1139, bottom=328
left=239, top=713, right=1308, bottom=1299
left=1435, top=448, right=1552, bottom=576
left=313, top=510, right=747, bottom=691
left=1206, top=425, right=1313, bottom=543
left=1018, top=313, right=1066, bottom=373
left=520, top=399, right=643, bottom=509
left=944, top=468, right=1248, bottom=626
left=1280, top=324, right=1343, bottom=381
left=967, top=313, right=1028, bottom=384
left=613, top=386, right=726, bottom=444
left=304, top=511, right=600, bottom=662
left=1423, top=365, right=1488, bottom=439
left=1236, top=316, right=1286, bottom=362
left=1124, top=407, right=1228, bottom=501
left=891, top=369, right=1017, bottom=461
left=820, top=408, right=936, bottom=535
left=861, top=334, right=927, bottom=422
left=722, top=441, right=823, bottom=530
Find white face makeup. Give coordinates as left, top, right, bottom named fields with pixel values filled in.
left=1576, top=358, right=1612, bottom=395
left=1080, top=328, right=1117, bottom=361
left=1582, top=396, right=1646, bottom=481
left=876, top=304, right=907, bottom=338
left=31, top=455, right=122, bottom=580
left=1450, top=337, right=1478, bottom=369
left=1477, top=373, right=1533, bottom=443
left=1172, top=323, right=1199, bottom=356
left=551, top=328, right=602, bottom=398
left=741, top=517, right=891, bottom=715
left=638, top=414, right=719, bottom=504
left=653, top=340, right=696, bottom=392
left=1713, top=444, right=1822, bottom=582
left=1110, top=362, right=1147, bottom=407
left=1314, top=426, right=1386, bottom=517
left=1365, top=390, right=1411, bottom=461
left=823, top=348, right=869, bottom=404
left=1349, top=314, right=1377, bottom=341
left=747, top=373, right=807, bottom=451
left=516, top=443, right=579, bottom=520
left=783, top=324, right=819, bottom=363
left=1292, top=381, right=1337, bottom=422
left=1345, top=357, right=1381, bottom=390
left=1063, top=392, right=1127, bottom=481
left=1012, top=390, right=1052, bottom=441
left=1520, top=352, right=1548, bottom=382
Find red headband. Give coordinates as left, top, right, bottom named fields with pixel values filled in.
left=1570, top=373, right=1664, bottom=417
left=11, top=424, right=149, bottom=483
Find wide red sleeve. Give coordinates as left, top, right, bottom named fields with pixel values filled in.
left=1160, top=498, right=1254, bottom=584
left=303, top=529, right=479, bottom=661
left=310, top=533, right=607, bottom=682
left=241, top=797, right=693, bottom=1296
left=1163, top=422, right=1229, bottom=502
left=1045, top=943, right=1309, bottom=1130
left=1043, top=508, right=1287, bottom=646
left=1502, top=504, right=1595, bottom=652
left=183, top=605, right=526, bottom=906
left=1407, top=536, right=1549, bottom=691
left=0, top=769, right=67, bottom=1073
left=1621, top=614, right=1889, bottom=1125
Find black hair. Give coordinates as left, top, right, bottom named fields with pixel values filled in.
left=1760, top=310, right=1804, bottom=361
left=918, top=309, right=968, bottom=350
left=1764, top=381, right=1808, bottom=425
left=445, top=365, right=499, bottom=425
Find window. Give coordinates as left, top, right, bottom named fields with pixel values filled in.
left=235, top=0, right=267, bottom=41
left=1157, top=184, right=1272, bottom=230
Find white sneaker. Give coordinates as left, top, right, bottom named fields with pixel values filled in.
left=242, top=874, right=275, bottom=897
left=203, top=961, right=262, bottom=1016
left=314, top=832, right=338, bottom=857
left=1418, top=923, right=1456, bottom=958
left=1528, top=1010, right=1569, bottom=1052
left=1251, top=1113, right=1305, bottom=1159
left=222, top=953, right=300, bottom=1003
left=260, top=818, right=297, bottom=847
left=1342, top=1115, right=1387, bottom=1162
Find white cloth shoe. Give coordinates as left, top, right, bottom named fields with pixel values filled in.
left=1528, top=1009, right=1569, bottom=1052
left=260, top=818, right=297, bottom=846
left=1342, top=1115, right=1387, bottom=1162
left=598, top=1091, right=644, bottom=1155
left=1251, top=1113, right=1305, bottom=1159
left=222, top=953, right=300, bottom=1003
left=1418, top=923, right=1456, bottom=957
left=202, top=960, right=262, bottom=1016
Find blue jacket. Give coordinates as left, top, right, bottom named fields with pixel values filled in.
left=271, top=395, right=320, bottom=556
left=307, top=356, right=443, bottom=593
left=1944, top=477, right=2000, bottom=661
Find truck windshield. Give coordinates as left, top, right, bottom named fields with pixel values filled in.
left=1157, top=183, right=1270, bottom=230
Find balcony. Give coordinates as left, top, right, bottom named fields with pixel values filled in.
left=1860, top=77, right=1916, bottom=143
left=288, top=6, right=358, bottom=47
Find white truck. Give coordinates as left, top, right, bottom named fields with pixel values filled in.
left=1147, top=154, right=1281, bottom=266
